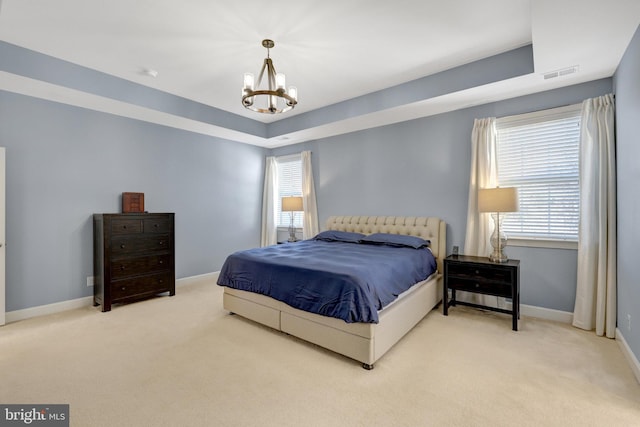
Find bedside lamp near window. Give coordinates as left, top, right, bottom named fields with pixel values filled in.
left=478, top=187, right=519, bottom=263
left=282, top=196, right=303, bottom=242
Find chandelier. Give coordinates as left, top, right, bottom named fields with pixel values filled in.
left=242, top=39, right=298, bottom=114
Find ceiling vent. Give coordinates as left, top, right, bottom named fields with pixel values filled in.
left=543, top=66, right=579, bottom=80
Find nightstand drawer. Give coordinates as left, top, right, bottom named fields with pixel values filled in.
left=447, top=277, right=512, bottom=298
left=447, top=263, right=513, bottom=283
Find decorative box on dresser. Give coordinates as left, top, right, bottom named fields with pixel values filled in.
left=93, top=213, right=175, bottom=312
left=443, top=254, right=520, bottom=330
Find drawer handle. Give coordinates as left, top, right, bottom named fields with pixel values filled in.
left=159, top=241, right=165, bottom=245
left=159, top=279, right=164, bottom=284
left=475, top=270, right=480, bottom=274
left=159, top=260, right=164, bottom=264
left=123, top=225, right=127, bottom=230
left=121, top=286, right=126, bottom=291
left=475, top=283, right=480, bottom=288
left=120, top=265, right=126, bottom=270
left=154, top=223, right=159, bottom=228
left=120, top=244, right=126, bottom=249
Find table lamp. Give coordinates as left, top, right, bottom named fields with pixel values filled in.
left=478, top=187, right=519, bottom=263
left=281, top=196, right=303, bottom=242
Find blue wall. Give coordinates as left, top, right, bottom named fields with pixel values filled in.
left=0, top=33, right=631, bottom=336
left=614, top=24, right=640, bottom=363
left=0, top=74, right=616, bottom=318
left=0, top=91, right=266, bottom=312
left=273, top=79, right=612, bottom=313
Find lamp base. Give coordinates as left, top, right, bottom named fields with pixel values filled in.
left=288, top=214, right=298, bottom=242
left=489, top=212, right=509, bottom=263
left=489, top=250, right=509, bottom=263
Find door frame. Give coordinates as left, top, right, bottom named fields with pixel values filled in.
left=0, top=147, right=5, bottom=325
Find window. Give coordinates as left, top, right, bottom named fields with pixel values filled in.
left=276, top=154, right=303, bottom=228
left=495, top=104, right=581, bottom=242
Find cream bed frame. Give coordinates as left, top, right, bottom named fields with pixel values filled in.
left=222, top=216, right=446, bottom=369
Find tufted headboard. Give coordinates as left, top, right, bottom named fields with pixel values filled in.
left=325, top=216, right=447, bottom=273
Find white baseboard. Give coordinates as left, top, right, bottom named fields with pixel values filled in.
left=520, top=304, right=573, bottom=324
left=616, top=328, right=640, bottom=385
left=6, top=279, right=572, bottom=325
left=455, top=292, right=573, bottom=324
left=175, top=271, right=219, bottom=287
left=4, top=271, right=221, bottom=324
left=6, top=295, right=94, bottom=324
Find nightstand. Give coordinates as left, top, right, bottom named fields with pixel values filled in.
left=443, top=254, right=520, bottom=331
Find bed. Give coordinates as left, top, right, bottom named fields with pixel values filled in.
left=217, top=215, right=446, bottom=369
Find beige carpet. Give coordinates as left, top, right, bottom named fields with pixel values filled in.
left=1, top=278, right=639, bottom=427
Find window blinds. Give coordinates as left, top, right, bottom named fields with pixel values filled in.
left=496, top=105, right=581, bottom=241
left=277, top=155, right=303, bottom=228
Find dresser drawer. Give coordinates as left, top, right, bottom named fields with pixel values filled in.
left=110, top=254, right=171, bottom=279
left=447, top=277, right=512, bottom=297
left=447, top=262, right=513, bottom=283
left=111, top=234, right=171, bottom=255
left=110, top=219, right=143, bottom=235
left=144, top=218, right=172, bottom=233
left=111, top=273, right=173, bottom=301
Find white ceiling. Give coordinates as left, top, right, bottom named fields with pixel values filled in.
left=0, top=0, right=639, bottom=147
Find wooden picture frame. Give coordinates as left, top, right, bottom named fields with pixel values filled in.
left=122, top=192, right=144, bottom=213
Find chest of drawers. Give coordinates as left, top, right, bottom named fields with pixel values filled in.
left=443, top=254, right=520, bottom=330
left=93, top=213, right=175, bottom=312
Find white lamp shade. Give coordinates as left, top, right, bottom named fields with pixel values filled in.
left=282, top=196, right=303, bottom=212
left=478, top=187, right=519, bottom=213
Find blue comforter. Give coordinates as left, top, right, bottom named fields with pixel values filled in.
left=217, top=239, right=437, bottom=323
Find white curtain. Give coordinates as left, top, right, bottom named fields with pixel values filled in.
left=463, top=118, right=499, bottom=307
left=301, top=151, right=319, bottom=239
left=260, top=156, right=278, bottom=247
left=573, top=94, right=617, bottom=338
left=464, top=118, right=498, bottom=257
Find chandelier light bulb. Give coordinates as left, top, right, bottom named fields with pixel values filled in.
left=276, top=73, right=286, bottom=90
left=288, top=86, right=298, bottom=101
left=243, top=73, right=254, bottom=90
